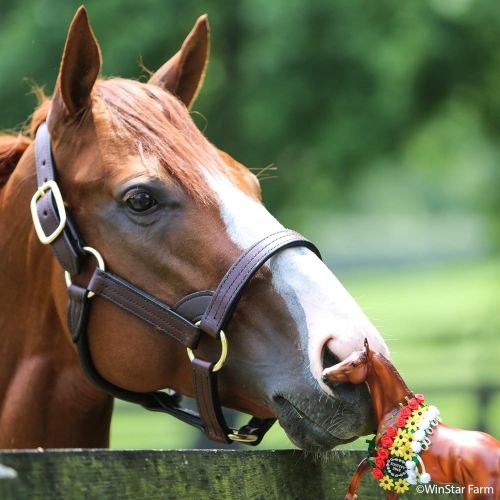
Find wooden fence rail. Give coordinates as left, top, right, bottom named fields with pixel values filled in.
left=0, top=449, right=458, bottom=499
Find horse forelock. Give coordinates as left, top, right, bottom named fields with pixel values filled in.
left=93, top=78, right=255, bottom=205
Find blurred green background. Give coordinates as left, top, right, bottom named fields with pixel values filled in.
left=1, top=0, right=498, bottom=448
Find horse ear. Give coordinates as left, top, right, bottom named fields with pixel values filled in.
left=364, top=338, right=372, bottom=357
left=148, top=15, right=209, bottom=109
left=53, top=6, right=101, bottom=117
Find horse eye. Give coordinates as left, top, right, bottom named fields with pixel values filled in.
left=351, top=362, right=357, bottom=368
left=125, top=190, right=158, bottom=213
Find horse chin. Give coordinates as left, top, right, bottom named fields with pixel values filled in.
left=272, top=383, right=375, bottom=451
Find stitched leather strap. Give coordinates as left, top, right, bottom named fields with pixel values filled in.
left=34, top=123, right=84, bottom=275
left=67, top=284, right=91, bottom=343
left=35, top=122, right=56, bottom=185
left=190, top=359, right=275, bottom=444
left=88, top=269, right=201, bottom=348
left=191, top=358, right=230, bottom=443
left=200, top=229, right=321, bottom=337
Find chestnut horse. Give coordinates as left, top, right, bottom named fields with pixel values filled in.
left=323, top=341, right=500, bottom=500
left=0, top=8, right=387, bottom=450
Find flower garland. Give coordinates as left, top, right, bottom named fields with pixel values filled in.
left=366, top=394, right=441, bottom=494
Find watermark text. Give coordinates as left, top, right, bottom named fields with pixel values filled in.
left=416, top=484, right=495, bottom=495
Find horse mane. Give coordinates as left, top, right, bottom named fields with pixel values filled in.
left=30, top=98, right=51, bottom=137
left=0, top=89, right=52, bottom=190
left=0, top=134, right=31, bottom=189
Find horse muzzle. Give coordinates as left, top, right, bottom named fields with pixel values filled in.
left=271, top=381, right=375, bottom=451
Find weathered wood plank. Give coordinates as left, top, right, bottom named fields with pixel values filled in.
left=0, top=450, right=459, bottom=500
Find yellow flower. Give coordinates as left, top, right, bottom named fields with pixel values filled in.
left=391, top=442, right=406, bottom=458
left=405, top=417, right=419, bottom=432
left=412, top=406, right=428, bottom=423
left=418, top=405, right=429, bottom=415
left=391, top=436, right=403, bottom=448
left=392, top=429, right=413, bottom=447
left=410, top=413, right=423, bottom=425
left=402, top=431, right=415, bottom=446
left=379, top=475, right=394, bottom=491
left=401, top=446, right=413, bottom=461
left=396, top=428, right=408, bottom=440
left=394, top=478, right=410, bottom=494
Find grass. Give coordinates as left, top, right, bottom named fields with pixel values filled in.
left=111, top=257, right=500, bottom=449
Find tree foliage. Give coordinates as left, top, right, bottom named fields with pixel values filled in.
left=1, top=0, right=499, bottom=242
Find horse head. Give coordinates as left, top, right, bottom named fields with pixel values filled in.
left=322, top=339, right=372, bottom=386
left=31, top=8, right=388, bottom=450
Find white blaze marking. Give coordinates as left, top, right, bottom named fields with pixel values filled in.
left=207, top=174, right=388, bottom=391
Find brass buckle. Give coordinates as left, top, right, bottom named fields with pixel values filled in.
left=30, top=180, right=67, bottom=245
left=187, top=323, right=228, bottom=372
left=227, top=430, right=258, bottom=443
left=64, top=246, right=105, bottom=298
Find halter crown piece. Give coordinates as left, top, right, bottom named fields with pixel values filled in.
left=30, top=122, right=322, bottom=445
left=367, top=393, right=441, bottom=494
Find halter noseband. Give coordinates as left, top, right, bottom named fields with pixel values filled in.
left=30, top=122, right=321, bottom=445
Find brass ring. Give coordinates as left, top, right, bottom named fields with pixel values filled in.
left=187, top=323, right=228, bottom=372
left=228, top=431, right=258, bottom=443
left=64, top=246, right=105, bottom=298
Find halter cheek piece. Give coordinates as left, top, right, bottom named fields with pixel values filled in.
left=30, top=122, right=321, bottom=445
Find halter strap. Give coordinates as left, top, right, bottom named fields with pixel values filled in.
left=200, top=230, right=320, bottom=337
left=30, top=122, right=322, bottom=445
left=87, top=269, right=201, bottom=348
left=32, top=123, right=85, bottom=275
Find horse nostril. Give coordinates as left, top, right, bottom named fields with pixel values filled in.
left=322, top=343, right=341, bottom=370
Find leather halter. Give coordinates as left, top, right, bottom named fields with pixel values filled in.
left=30, top=122, right=321, bottom=445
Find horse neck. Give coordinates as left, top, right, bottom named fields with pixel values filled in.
left=365, top=353, right=412, bottom=425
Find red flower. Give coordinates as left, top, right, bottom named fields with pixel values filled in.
left=372, top=468, right=384, bottom=480
left=415, top=394, right=425, bottom=404
left=399, top=406, right=412, bottom=418
left=375, top=457, right=385, bottom=469
left=381, top=435, right=393, bottom=448
left=386, top=426, right=397, bottom=437
left=408, top=398, right=419, bottom=410
left=396, top=416, right=407, bottom=427
left=377, top=448, right=389, bottom=460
